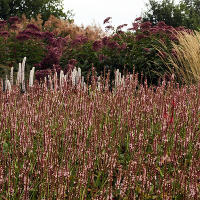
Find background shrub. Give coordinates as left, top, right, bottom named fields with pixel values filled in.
left=60, top=17, right=194, bottom=87
left=0, top=14, right=195, bottom=88
left=0, top=14, right=106, bottom=83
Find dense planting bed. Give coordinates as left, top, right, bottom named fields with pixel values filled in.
left=0, top=70, right=199, bottom=199
left=0, top=14, right=200, bottom=199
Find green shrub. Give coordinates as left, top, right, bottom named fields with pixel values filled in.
left=0, top=19, right=47, bottom=80
left=0, top=15, right=195, bottom=87
left=60, top=18, right=194, bottom=87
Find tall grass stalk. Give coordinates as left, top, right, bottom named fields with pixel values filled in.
left=0, top=67, right=199, bottom=199
left=154, top=29, right=200, bottom=86
left=10, top=67, right=13, bottom=86
left=1, top=57, right=129, bottom=95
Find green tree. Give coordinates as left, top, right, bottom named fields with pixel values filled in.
left=0, top=0, right=74, bottom=24
left=141, top=0, right=200, bottom=31
left=179, top=0, right=200, bottom=30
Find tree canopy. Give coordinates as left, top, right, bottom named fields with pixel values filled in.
left=0, top=0, right=74, bottom=24
left=179, top=0, right=200, bottom=30
left=141, top=0, right=200, bottom=31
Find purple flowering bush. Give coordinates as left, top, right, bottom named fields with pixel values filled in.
left=0, top=15, right=106, bottom=84
left=0, top=16, right=72, bottom=83
left=0, top=17, right=47, bottom=80
left=0, top=14, right=196, bottom=88
left=33, top=35, right=68, bottom=83
left=60, top=17, right=195, bottom=87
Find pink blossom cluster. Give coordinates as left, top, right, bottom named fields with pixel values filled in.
left=0, top=69, right=199, bottom=199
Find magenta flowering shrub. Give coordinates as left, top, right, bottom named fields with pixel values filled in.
left=0, top=16, right=48, bottom=80
left=7, top=16, right=21, bottom=25
left=0, top=14, right=196, bottom=87
left=0, top=20, right=7, bottom=30
left=60, top=16, right=195, bottom=87
left=70, top=34, right=88, bottom=47
left=0, top=16, right=69, bottom=83
left=26, top=23, right=40, bottom=32
left=34, top=36, right=68, bottom=83
left=0, top=71, right=199, bottom=199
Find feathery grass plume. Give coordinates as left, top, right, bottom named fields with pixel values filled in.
left=115, top=69, right=123, bottom=89
left=16, top=62, right=22, bottom=85
left=21, top=57, right=26, bottom=93
left=59, top=70, right=64, bottom=89
left=10, top=67, right=13, bottom=86
left=48, top=75, right=53, bottom=90
left=29, top=67, right=35, bottom=87
left=15, top=57, right=26, bottom=93
left=97, top=76, right=101, bottom=91
left=79, top=74, right=86, bottom=91
left=5, top=74, right=8, bottom=91
left=44, top=76, right=48, bottom=91
left=53, top=71, right=58, bottom=92
left=83, top=82, right=87, bottom=92
left=21, top=57, right=26, bottom=82
left=64, top=74, right=67, bottom=83
left=75, top=67, right=81, bottom=85
left=129, top=74, right=133, bottom=82
left=6, top=79, right=11, bottom=92
left=81, top=76, right=84, bottom=88
left=153, top=29, right=200, bottom=86
left=71, top=67, right=77, bottom=86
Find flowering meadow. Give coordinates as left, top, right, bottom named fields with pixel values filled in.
left=0, top=13, right=200, bottom=200
left=0, top=57, right=199, bottom=199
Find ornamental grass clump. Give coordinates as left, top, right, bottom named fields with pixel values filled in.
left=0, top=65, right=199, bottom=199
left=154, top=29, right=200, bottom=87
left=0, top=57, right=89, bottom=95
left=1, top=57, right=35, bottom=94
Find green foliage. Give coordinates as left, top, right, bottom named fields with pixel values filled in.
left=179, top=0, right=200, bottom=30
left=60, top=19, right=189, bottom=86
left=0, top=32, right=47, bottom=80
left=0, top=14, right=194, bottom=88
left=0, top=0, right=74, bottom=25
left=141, top=0, right=200, bottom=31
left=0, top=78, right=199, bottom=198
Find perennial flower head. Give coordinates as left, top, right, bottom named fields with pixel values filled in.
left=103, top=17, right=112, bottom=24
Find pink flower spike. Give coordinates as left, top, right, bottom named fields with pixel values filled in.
left=135, top=17, right=142, bottom=21
left=103, top=17, right=112, bottom=24
left=163, top=108, right=168, bottom=119
left=169, top=116, right=174, bottom=124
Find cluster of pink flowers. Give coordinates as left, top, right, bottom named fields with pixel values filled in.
left=0, top=69, right=199, bottom=199
left=71, top=34, right=88, bottom=46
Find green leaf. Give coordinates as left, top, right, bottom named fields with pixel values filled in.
left=3, top=142, right=9, bottom=153
left=157, top=167, right=164, bottom=177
